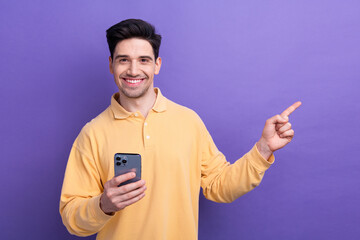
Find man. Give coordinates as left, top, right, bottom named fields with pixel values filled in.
left=60, top=19, right=301, bottom=239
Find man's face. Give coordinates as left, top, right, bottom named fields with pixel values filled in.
left=109, top=38, right=161, bottom=99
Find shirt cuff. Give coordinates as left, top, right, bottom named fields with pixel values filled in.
left=247, top=144, right=275, bottom=172
left=89, top=194, right=114, bottom=223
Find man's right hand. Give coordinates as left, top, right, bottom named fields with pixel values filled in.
left=100, top=172, right=146, bottom=215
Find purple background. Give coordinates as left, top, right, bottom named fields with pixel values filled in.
left=1, top=1, right=359, bottom=239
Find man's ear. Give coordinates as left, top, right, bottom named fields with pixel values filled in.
left=109, top=56, right=113, bottom=74
left=154, top=57, right=162, bottom=75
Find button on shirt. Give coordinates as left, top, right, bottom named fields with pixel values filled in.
left=60, top=88, right=274, bottom=240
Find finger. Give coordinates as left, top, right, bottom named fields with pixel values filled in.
left=280, top=129, right=294, bottom=138
left=280, top=101, right=302, bottom=117
left=278, top=122, right=292, bottom=134
left=111, top=172, right=136, bottom=187
left=118, top=179, right=146, bottom=194
left=116, top=192, right=146, bottom=210
left=118, top=185, right=147, bottom=202
left=275, top=122, right=286, bottom=131
left=266, top=114, right=288, bottom=125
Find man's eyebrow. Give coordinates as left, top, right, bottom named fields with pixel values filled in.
left=114, top=55, right=129, bottom=60
left=114, top=55, right=154, bottom=61
left=139, top=56, right=154, bottom=61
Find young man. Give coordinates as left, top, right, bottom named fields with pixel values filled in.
left=60, top=19, right=301, bottom=239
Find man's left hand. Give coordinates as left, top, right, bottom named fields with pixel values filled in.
left=256, top=101, right=302, bottom=160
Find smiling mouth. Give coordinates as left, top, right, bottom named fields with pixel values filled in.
left=122, top=78, right=145, bottom=85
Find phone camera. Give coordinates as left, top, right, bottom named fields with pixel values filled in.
left=116, top=156, right=121, bottom=160
left=122, top=160, right=127, bottom=164
left=116, top=162, right=121, bottom=166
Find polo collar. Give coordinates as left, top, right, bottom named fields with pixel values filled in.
left=152, top=88, right=167, bottom=113
left=110, top=88, right=167, bottom=119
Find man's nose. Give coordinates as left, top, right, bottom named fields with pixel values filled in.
left=127, top=62, right=140, bottom=76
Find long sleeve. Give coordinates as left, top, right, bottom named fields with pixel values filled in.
left=59, top=130, right=112, bottom=236
left=200, top=127, right=274, bottom=203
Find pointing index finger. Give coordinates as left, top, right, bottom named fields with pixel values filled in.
left=280, top=101, right=302, bottom=117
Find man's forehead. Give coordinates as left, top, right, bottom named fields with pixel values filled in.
left=114, top=38, right=154, bottom=58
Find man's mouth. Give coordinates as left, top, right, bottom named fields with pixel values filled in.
left=122, top=78, right=145, bottom=85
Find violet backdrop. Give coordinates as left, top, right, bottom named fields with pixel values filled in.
left=1, top=0, right=359, bottom=239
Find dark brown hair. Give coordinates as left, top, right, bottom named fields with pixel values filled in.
left=106, top=19, right=162, bottom=60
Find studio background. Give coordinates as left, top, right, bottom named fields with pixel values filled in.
left=1, top=1, right=359, bottom=239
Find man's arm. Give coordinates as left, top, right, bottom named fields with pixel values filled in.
left=59, top=144, right=112, bottom=236
left=200, top=102, right=301, bottom=203
left=60, top=131, right=146, bottom=236
left=200, top=140, right=274, bottom=203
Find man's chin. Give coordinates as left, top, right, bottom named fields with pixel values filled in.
left=120, top=88, right=150, bottom=99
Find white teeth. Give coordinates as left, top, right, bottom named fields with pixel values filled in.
left=125, top=79, right=142, bottom=83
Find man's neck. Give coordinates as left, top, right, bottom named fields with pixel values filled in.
left=118, top=89, right=157, bottom=118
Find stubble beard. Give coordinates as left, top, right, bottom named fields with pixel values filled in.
left=119, top=81, right=152, bottom=99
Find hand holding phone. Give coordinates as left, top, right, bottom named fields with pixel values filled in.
left=99, top=154, right=145, bottom=215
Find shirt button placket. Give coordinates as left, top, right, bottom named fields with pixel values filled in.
left=144, top=121, right=150, bottom=148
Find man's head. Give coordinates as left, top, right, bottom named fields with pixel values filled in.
left=107, top=19, right=162, bottom=100
left=106, top=19, right=162, bottom=61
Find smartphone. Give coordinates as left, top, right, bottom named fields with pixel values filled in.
left=114, top=153, right=141, bottom=187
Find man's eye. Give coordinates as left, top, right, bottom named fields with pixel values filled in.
left=119, top=59, right=128, bottom=63
left=140, top=59, right=150, bottom=63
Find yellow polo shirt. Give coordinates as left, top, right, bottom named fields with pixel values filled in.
left=60, top=88, right=274, bottom=240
